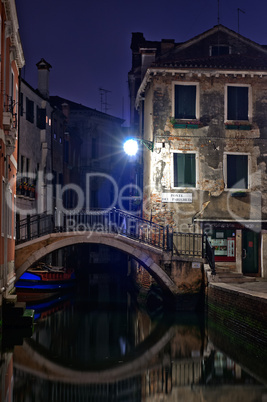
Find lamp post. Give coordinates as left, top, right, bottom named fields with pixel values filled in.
left=123, top=138, right=154, bottom=156
left=123, top=137, right=154, bottom=216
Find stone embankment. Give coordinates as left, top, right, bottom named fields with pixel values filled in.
left=205, top=265, right=267, bottom=384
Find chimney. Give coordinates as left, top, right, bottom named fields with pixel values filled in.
left=36, top=58, right=52, bottom=99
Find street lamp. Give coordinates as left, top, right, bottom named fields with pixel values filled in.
left=123, top=138, right=154, bottom=156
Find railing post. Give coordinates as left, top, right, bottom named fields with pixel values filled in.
left=37, top=214, right=40, bottom=237
left=26, top=214, right=31, bottom=241
left=168, top=227, right=173, bottom=252
left=16, top=213, right=20, bottom=241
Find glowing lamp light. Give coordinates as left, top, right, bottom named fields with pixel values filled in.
left=123, top=139, right=139, bottom=156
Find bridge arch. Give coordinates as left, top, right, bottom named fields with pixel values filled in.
left=15, top=232, right=179, bottom=295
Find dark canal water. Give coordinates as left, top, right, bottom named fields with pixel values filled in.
left=2, top=263, right=267, bottom=401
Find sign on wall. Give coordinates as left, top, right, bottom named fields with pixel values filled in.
left=161, top=193, right=192, bottom=203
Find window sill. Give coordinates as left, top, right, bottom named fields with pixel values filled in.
left=230, top=191, right=248, bottom=197
left=225, top=124, right=252, bottom=130
left=172, top=121, right=203, bottom=129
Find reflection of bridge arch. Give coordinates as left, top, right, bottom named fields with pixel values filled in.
left=14, top=326, right=176, bottom=384
left=15, top=232, right=179, bottom=295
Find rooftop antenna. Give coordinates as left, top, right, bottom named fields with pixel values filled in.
left=237, top=8, right=245, bottom=34
left=99, top=87, right=111, bottom=113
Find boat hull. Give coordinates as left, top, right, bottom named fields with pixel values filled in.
left=15, top=267, right=75, bottom=303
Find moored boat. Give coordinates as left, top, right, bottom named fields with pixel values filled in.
left=15, top=263, right=76, bottom=302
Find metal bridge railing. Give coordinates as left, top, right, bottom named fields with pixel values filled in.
left=172, top=232, right=203, bottom=258
left=16, top=209, right=172, bottom=252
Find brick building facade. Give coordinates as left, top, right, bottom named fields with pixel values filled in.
left=0, top=0, right=24, bottom=302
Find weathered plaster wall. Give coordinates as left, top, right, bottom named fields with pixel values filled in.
left=142, top=72, right=267, bottom=233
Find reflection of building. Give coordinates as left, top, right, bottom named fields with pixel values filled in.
left=0, top=0, right=25, bottom=302
left=129, top=25, right=267, bottom=277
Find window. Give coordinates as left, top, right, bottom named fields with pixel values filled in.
left=1, top=180, right=4, bottom=236
left=20, top=92, right=24, bottom=116
left=173, top=152, right=196, bottom=188
left=7, top=188, right=12, bottom=238
left=226, top=85, right=250, bottom=121
left=210, top=45, right=230, bottom=56
left=36, top=106, right=46, bottom=129
left=225, top=153, right=249, bottom=189
left=26, top=97, right=34, bottom=123
left=10, top=69, right=14, bottom=100
left=174, top=84, right=198, bottom=120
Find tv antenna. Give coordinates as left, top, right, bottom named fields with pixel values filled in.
left=237, top=8, right=245, bottom=34
left=99, top=87, right=111, bottom=114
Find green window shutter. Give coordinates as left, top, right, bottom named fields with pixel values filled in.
left=174, top=153, right=196, bottom=187
left=227, top=86, right=248, bottom=120
left=227, top=154, right=248, bottom=188
left=175, top=85, right=196, bottom=119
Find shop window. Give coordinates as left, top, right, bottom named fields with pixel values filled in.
left=174, top=84, right=198, bottom=120
left=208, top=229, right=236, bottom=262
left=226, top=86, right=249, bottom=121
left=173, top=153, right=196, bottom=188
left=226, top=154, right=248, bottom=189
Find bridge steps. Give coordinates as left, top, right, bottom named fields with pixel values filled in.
left=213, top=268, right=256, bottom=284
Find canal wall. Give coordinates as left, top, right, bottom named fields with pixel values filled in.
left=206, top=276, right=267, bottom=384
left=130, top=258, right=205, bottom=311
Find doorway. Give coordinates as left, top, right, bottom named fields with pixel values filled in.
left=242, top=230, right=259, bottom=275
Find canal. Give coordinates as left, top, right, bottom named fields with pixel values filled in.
left=2, top=254, right=267, bottom=401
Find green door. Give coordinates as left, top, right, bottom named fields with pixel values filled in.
left=242, top=230, right=259, bottom=274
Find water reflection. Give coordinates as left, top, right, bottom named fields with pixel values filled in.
left=1, top=273, right=266, bottom=401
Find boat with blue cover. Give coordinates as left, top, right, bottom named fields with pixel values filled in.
left=15, top=263, right=76, bottom=302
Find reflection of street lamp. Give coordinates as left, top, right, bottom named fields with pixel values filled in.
left=123, top=138, right=154, bottom=156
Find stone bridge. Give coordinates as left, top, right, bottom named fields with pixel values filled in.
left=15, top=209, right=208, bottom=302
left=15, top=231, right=179, bottom=295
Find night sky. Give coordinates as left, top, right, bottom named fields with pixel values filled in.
left=16, top=0, right=267, bottom=126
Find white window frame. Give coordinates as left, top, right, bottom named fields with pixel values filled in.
left=172, top=81, right=200, bottom=120
left=223, top=152, right=251, bottom=190
left=224, top=84, right=252, bottom=123
left=171, top=150, right=199, bottom=189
